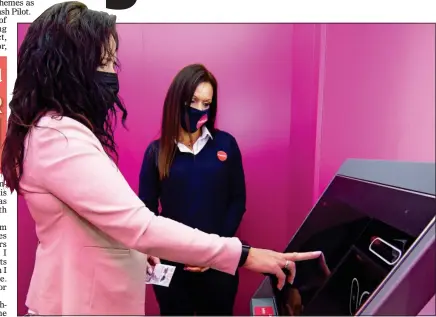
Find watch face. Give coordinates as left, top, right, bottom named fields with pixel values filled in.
left=273, top=176, right=435, bottom=316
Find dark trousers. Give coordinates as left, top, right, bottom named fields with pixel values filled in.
left=153, top=264, right=239, bottom=316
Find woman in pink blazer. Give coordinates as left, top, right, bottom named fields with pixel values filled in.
left=1, top=2, right=321, bottom=316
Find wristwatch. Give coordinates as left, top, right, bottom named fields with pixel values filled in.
left=238, top=244, right=251, bottom=267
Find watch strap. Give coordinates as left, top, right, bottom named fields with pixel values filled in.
left=238, top=244, right=251, bottom=267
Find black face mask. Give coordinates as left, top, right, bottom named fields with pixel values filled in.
left=95, top=71, right=120, bottom=123
left=96, top=71, right=119, bottom=95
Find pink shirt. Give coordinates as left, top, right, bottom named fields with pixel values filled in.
left=20, top=113, right=242, bottom=315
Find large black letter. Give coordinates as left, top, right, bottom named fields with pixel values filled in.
left=106, top=0, right=137, bottom=10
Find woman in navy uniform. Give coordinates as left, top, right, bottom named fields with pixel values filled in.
left=139, top=64, right=246, bottom=315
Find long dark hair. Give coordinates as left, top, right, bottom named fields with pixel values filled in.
left=158, top=64, right=218, bottom=179
left=1, top=1, right=128, bottom=193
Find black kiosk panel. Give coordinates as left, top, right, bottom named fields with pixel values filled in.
left=269, top=172, right=435, bottom=316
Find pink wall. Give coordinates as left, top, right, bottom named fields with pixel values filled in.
left=17, top=23, right=435, bottom=316
left=288, top=24, right=324, bottom=233
left=314, top=24, right=436, bottom=197
left=115, top=24, right=294, bottom=316
left=17, top=23, right=294, bottom=316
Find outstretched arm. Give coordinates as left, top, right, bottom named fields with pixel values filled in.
left=31, top=116, right=241, bottom=275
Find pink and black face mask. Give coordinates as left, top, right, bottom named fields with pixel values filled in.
left=181, top=107, right=209, bottom=133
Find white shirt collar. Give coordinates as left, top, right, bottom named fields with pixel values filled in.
left=200, top=126, right=213, bottom=140
left=176, top=126, right=213, bottom=155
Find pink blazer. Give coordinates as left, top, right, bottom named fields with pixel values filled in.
left=20, top=113, right=242, bottom=316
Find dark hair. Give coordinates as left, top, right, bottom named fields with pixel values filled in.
left=1, top=1, right=127, bottom=193
left=158, top=64, right=218, bottom=179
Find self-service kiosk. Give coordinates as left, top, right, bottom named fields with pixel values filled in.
left=251, top=159, right=435, bottom=316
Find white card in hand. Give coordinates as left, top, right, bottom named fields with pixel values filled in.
left=146, top=264, right=176, bottom=287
